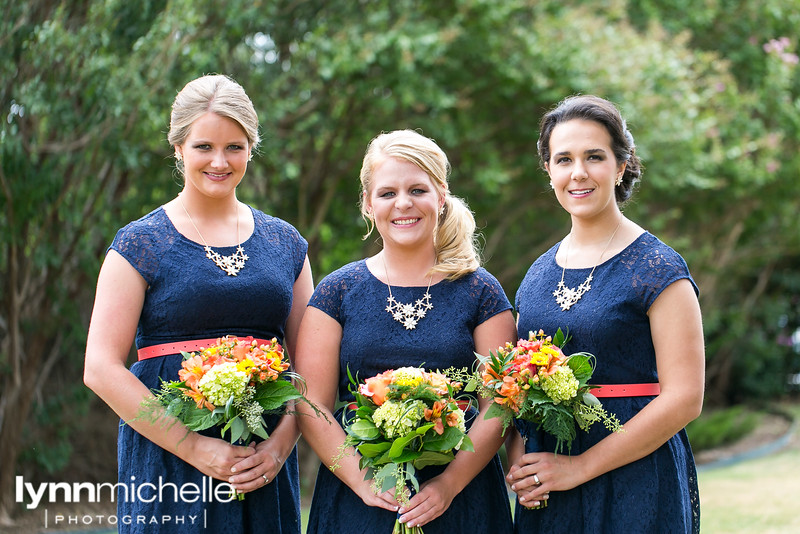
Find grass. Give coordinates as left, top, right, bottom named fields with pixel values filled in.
left=697, top=402, right=800, bottom=533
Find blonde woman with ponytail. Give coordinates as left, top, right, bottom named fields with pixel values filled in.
left=296, top=130, right=516, bottom=533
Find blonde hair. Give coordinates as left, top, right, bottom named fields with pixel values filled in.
left=359, top=130, right=480, bottom=280
left=168, top=74, right=260, bottom=169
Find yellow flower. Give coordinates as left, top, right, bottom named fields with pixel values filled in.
left=393, top=367, right=424, bottom=388
left=237, top=358, right=255, bottom=373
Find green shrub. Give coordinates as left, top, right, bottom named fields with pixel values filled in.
left=686, top=405, right=760, bottom=452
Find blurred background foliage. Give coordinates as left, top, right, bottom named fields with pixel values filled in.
left=2, top=0, right=799, bottom=521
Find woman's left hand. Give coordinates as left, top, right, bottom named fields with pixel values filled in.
left=507, top=452, right=587, bottom=508
left=227, top=440, right=286, bottom=494
left=397, top=475, right=457, bottom=528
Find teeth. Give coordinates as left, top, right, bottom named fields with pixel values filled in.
left=393, top=218, right=419, bottom=225
left=570, top=189, right=593, bottom=195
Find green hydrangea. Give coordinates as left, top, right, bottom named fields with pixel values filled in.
left=372, top=399, right=426, bottom=439
left=540, top=366, right=579, bottom=404
left=198, top=361, right=248, bottom=406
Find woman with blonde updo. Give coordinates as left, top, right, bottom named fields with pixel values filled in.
left=296, top=130, right=515, bottom=533
left=85, top=74, right=312, bottom=533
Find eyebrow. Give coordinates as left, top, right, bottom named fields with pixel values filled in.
left=553, top=148, right=608, bottom=157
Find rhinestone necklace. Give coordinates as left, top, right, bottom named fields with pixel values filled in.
left=553, top=220, right=622, bottom=311
left=382, top=255, right=434, bottom=330
left=179, top=196, right=248, bottom=276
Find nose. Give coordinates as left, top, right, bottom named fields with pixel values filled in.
left=210, top=150, right=227, bottom=169
left=395, top=192, right=412, bottom=210
left=571, top=159, right=588, bottom=181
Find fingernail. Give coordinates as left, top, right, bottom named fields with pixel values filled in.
left=510, top=485, right=516, bottom=490
left=231, top=468, right=236, bottom=473
left=519, top=497, right=525, bottom=503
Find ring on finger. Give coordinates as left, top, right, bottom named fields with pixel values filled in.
left=262, top=474, right=268, bottom=484
left=533, top=474, right=541, bottom=485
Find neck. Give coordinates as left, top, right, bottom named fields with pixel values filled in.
left=178, top=189, right=240, bottom=220
left=568, top=213, right=624, bottom=248
left=379, top=247, right=437, bottom=286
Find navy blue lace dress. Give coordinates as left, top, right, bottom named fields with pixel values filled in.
left=305, top=260, right=514, bottom=534
left=110, top=206, right=307, bottom=534
left=513, top=232, right=700, bottom=533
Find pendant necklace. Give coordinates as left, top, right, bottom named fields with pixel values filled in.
left=382, top=255, right=434, bottom=330
left=179, top=196, right=248, bottom=276
left=553, top=220, right=622, bottom=311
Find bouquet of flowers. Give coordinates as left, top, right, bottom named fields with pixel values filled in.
left=476, top=329, right=622, bottom=455
left=334, top=366, right=473, bottom=534
left=140, top=335, right=315, bottom=446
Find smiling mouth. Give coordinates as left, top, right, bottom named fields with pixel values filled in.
left=205, top=172, right=230, bottom=180
left=392, top=218, right=420, bottom=226
left=569, top=188, right=594, bottom=196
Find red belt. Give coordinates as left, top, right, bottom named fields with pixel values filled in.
left=137, top=338, right=271, bottom=361
left=591, top=383, right=660, bottom=398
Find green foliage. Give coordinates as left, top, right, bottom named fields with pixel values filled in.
left=685, top=405, right=760, bottom=452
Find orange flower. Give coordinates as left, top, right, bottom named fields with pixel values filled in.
left=231, top=340, right=252, bottom=361
left=178, top=355, right=209, bottom=390
left=445, top=411, right=461, bottom=428
left=498, top=375, right=521, bottom=399
left=359, top=371, right=392, bottom=405
left=184, top=386, right=215, bottom=411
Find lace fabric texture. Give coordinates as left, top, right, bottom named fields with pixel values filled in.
left=110, top=206, right=308, bottom=534
left=305, top=260, right=514, bottom=534
left=514, top=232, right=700, bottom=533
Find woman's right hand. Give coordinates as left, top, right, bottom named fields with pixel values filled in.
left=183, top=433, right=256, bottom=481
left=351, top=478, right=400, bottom=512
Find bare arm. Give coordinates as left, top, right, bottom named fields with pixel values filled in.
left=83, top=251, right=255, bottom=481
left=294, top=306, right=400, bottom=511
left=399, top=309, right=518, bottom=528
left=508, top=279, right=705, bottom=506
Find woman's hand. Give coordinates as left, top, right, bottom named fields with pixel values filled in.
left=182, top=434, right=256, bottom=482
left=351, top=478, right=400, bottom=512
left=397, top=475, right=458, bottom=528
left=507, top=452, right=587, bottom=508
left=225, top=439, right=287, bottom=494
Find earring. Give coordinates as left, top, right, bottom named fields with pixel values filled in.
left=175, top=152, right=182, bottom=162
left=615, top=174, right=623, bottom=187
left=439, top=206, right=445, bottom=216
left=549, top=181, right=554, bottom=189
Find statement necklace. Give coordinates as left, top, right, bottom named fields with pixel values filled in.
left=179, top=196, right=248, bottom=276
left=382, top=255, right=434, bottom=330
left=553, top=220, right=622, bottom=311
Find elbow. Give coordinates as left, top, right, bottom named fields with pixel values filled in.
left=83, top=358, right=104, bottom=394
left=83, top=366, right=98, bottom=393
left=680, top=387, right=705, bottom=425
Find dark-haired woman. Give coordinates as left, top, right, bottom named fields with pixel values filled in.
left=508, top=95, right=704, bottom=533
